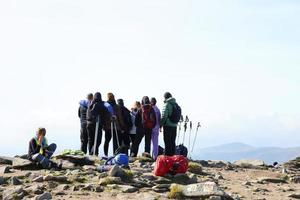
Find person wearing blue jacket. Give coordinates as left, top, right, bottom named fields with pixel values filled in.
left=78, top=93, right=93, bottom=154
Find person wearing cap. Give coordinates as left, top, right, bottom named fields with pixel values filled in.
left=150, top=97, right=161, bottom=160
left=78, top=93, right=93, bottom=154
left=27, top=128, right=58, bottom=169
left=160, top=92, right=178, bottom=156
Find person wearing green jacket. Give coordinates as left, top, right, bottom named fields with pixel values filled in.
left=160, top=92, right=178, bottom=156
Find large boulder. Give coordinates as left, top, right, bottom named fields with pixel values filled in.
left=54, top=154, right=94, bottom=166
left=181, top=182, right=233, bottom=199
left=234, top=159, right=266, bottom=168
left=12, top=158, right=37, bottom=170
left=284, top=157, right=300, bottom=171
left=0, top=156, right=14, bottom=165
left=2, top=186, right=26, bottom=200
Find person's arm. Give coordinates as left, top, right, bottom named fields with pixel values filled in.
left=78, top=106, right=81, bottom=118
left=135, top=110, right=141, bottom=127
left=116, top=106, right=126, bottom=131
left=160, top=102, right=169, bottom=127
left=152, top=108, right=157, bottom=127
left=28, top=139, right=40, bottom=159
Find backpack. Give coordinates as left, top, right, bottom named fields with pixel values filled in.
left=104, top=153, right=129, bottom=167
left=141, top=106, right=156, bottom=129
left=153, top=155, right=188, bottom=176
left=175, top=144, right=188, bottom=157
left=169, top=103, right=182, bottom=123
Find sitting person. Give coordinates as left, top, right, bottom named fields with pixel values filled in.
left=27, top=127, right=58, bottom=169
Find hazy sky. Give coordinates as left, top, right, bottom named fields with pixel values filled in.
left=0, top=1, right=299, bottom=156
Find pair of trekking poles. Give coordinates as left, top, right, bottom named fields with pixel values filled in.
left=93, top=116, right=120, bottom=156
left=176, top=115, right=201, bottom=154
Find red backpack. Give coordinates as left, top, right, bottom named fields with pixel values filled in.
left=141, top=105, right=156, bottom=129
left=153, top=155, right=188, bottom=177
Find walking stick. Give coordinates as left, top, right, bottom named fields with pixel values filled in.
left=93, top=116, right=100, bottom=156
left=191, top=122, right=201, bottom=153
left=177, top=115, right=183, bottom=145
left=188, top=121, right=192, bottom=151
left=182, top=116, right=189, bottom=144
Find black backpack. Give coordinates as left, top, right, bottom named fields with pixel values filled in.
left=169, top=103, right=182, bottom=123
left=175, top=144, right=188, bottom=157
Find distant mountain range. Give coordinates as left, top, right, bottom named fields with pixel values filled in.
left=193, top=142, right=300, bottom=164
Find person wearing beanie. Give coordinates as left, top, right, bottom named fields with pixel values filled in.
left=117, top=99, right=133, bottom=152
left=86, top=92, right=107, bottom=156
left=160, top=92, right=179, bottom=156
left=78, top=93, right=93, bottom=154
left=150, top=97, right=161, bottom=160
left=130, top=96, right=156, bottom=157
left=103, top=93, right=126, bottom=156
left=129, top=101, right=141, bottom=146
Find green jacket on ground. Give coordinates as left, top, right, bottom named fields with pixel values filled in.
left=160, top=97, right=178, bottom=127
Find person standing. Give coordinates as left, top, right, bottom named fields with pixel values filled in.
left=117, top=99, right=133, bottom=150
left=129, top=101, right=141, bottom=146
left=130, top=96, right=156, bottom=157
left=86, top=92, right=108, bottom=156
left=150, top=97, right=161, bottom=160
left=103, top=93, right=125, bottom=156
left=160, top=92, right=180, bottom=156
left=78, top=93, right=93, bottom=154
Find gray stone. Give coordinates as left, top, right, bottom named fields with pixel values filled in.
left=11, top=176, right=22, bottom=185
left=120, top=185, right=139, bottom=193
left=243, top=181, right=252, bottom=186
left=43, top=174, right=68, bottom=182
left=0, top=176, right=6, bottom=185
left=209, top=196, right=223, bottom=200
left=154, top=176, right=172, bottom=184
left=95, top=185, right=104, bottom=192
left=32, top=176, right=44, bottom=182
left=291, top=176, right=300, bottom=183
left=47, top=181, right=59, bottom=189
left=60, top=160, right=77, bottom=170
left=24, top=185, right=44, bottom=195
left=0, top=156, right=14, bottom=165
left=108, top=165, right=124, bottom=177
left=234, top=159, right=266, bottom=168
left=258, top=177, right=287, bottom=184
left=141, top=173, right=157, bottom=181
left=3, top=186, right=26, bottom=200
left=99, top=177, right=122, bottom=186
left=152, top=184, right=171, bottom=193
left=181, top=182, right=232, bottom=199
left=54, top=154, right=94, bottom=166
left=34, top=192, right=52, bottom=200
left=0, top=166, right=11, bottom=174
left=12, top=157, right=37, bottom=170
left=288, top=193, right=300, bottom=199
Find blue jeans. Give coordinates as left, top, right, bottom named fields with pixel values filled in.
left=32, top=143, right=57, bottom=168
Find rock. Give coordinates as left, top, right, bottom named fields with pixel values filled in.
left=172, top=173, right=196, bottom=184
left=95, top=185, right=104, bottom=192
left=120, top=185, right=139, bottom=193
left=288, top=193, right=300, bottom=199
left=10, top=176, right=22, bottom=185
left=0, top=166, right=11, bottom=174
left=99, top=177, right=122, bottom=186
left=3, top=186, right=26, bottom=200
left=0, top=176, right=6, bottom=185
left=60, top=160, right=77, bottom=170
left=209, top=196, right=223, bottom=200
left=55, top=191, right=67, bottom=196
left=12, top=158, right=37, bottom=170
left=188, top=162, right=203, bottom=174
left=109, top=165, right=124, bottom=177
left=243, top=181, right=252, bottom=186
left=83, top=165, right=96, bottom=171
left=258, top=177, right=287, bottom=184
left=24, top=185, right=44, bottom=195
left=291, top=176, right=300, bottom=183
left=283, top=157, right=300, bottom=171
left=154, top=176, right=172, bottom=184
left=234, top=159, right=266, bottom=168
left=140, top=173, right=157, bottom=181
left=0, top=156, right=13, bottom=165
left=34, top=192, right=52, bottom=200
left=43, top=174, right=68, bottom=182
left=215, top=173, right=224, bottom=180
left=208, top=160, right=230, bottom=168
left=54, top=154, right=94, bottom=166
left=152, top=184, right=171, bottom=193
left=81, top=184, right=94, bottom=191
left=181, top=182, right=232, bottom=199
left=47, top=181, right=59, bottom=189
left=98, top=172, right=108, bottom=179
left=32, top=176, right=44, bottom=183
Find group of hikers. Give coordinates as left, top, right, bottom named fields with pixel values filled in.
left=27, top=92, right=182, bottom=169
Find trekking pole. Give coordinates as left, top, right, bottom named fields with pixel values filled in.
left=176, top=115, right=184, bottom=145
left=182, top=116, right=189, bottom=144
left=191, top=122, right=201, bottom=153
left=114, top=122, right=120, bottom=148
left=188, top=121, right=192, bottom=151
left=93, top=116, right=100, bottom=156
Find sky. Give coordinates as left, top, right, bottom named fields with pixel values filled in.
left=0, top=0, right=299, bottom=156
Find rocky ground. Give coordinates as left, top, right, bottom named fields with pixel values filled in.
left=0, top=155, right=299, bottom=200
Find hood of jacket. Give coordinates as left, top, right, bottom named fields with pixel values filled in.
left=142, top=96, right=150, bottom=106
left=79, top=100, right=89, bottom=108
left=165, top=97, right=176, bottom=105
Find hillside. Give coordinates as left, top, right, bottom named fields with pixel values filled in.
left=194, top=143, right=300, bottom=164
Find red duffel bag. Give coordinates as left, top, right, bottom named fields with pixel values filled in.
left=153, top=155, right=188, bottom=176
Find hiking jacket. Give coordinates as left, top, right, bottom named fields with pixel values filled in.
left=119, top=105, right=133, bottom=132
left=130, top=110, right=138, bottom=134
left=86, top=93, right=108, bottom=127
left=103, top=100, right=126, bottom=131
left=135, top=104, right=156, bottom=130
left=152, top=105, right=161, bottom=130
left=160, top=97, right=178, bottom=127
left=27, top=137, right=48, bottom=160
left=78, top=100, right=89, bottom=125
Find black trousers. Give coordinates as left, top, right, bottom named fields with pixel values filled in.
left=87, top=123, right=102, bottom=156
left=130, top=128, right=152, bottom=156
left=104, top=128, right=122, bottom=156
left=163, top=126, right=177, bottom=156
left=80, top=123, right=88, bottom=154
left=129, top=134, right=135, bottom=144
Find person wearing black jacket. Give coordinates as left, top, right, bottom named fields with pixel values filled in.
left=86, top=92, right=108, bottom=156
left=130, top=96, right=156, bottom=157
left=78, top=93, right=93, bottom=154
left=27, top=128, right=57, bottom=169
left=117, top=99, right=133, bottom=150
